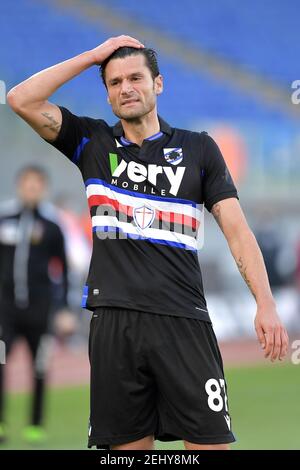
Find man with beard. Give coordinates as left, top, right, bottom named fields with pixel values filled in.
left=7, top=35, right=289, bottom=450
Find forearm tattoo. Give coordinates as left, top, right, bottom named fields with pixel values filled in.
left=211, top=203, right=223, bottom=232
left=236, top=256, right=256, bottom=300
left=41, top=112, right=61, bottom=135
left=212, top=203, right=256, bottom=300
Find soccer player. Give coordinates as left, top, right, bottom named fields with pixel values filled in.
left=0, top=166, right=72, bottom=444
left=7, top=36, right=289, bottom=451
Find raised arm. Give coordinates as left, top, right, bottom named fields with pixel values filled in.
left=211, top=197, right=289, bottom=362
left=6, top=36, right=144, bottom=141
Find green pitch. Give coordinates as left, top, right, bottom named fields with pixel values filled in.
left=0, top=363, right=299, bottom=450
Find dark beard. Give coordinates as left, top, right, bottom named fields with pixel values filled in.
left=113, top=96, right=156, bottom=122
left=115, top=107, right=147, bottom=122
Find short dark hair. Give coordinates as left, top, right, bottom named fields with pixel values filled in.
left=100, top=47, right=160, bottom=86
left=16, top=164, right=49, bottom=183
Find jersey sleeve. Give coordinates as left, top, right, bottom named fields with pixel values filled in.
left=43, top=106, right=92, bottom=167
left=201, top=133, right=239, bottom=212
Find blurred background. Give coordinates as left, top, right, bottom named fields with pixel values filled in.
left=0, top=0, right=299, bottom=450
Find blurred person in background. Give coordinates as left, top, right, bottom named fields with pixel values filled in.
left=6, top=35, right=289, bottom=451
left=255, top=210, right=284, bottom=291
left=53, top=193, right=92, bottom=341
left=295, top=238, right=300, bottom=320
left=0, top=165, right=76, bottom=444
left=254, top=206, right=297, bottom=290
left=53, top=193, right=92, bottom=284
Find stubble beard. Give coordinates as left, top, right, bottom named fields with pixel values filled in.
left=113, top=94, right=156, bottom=124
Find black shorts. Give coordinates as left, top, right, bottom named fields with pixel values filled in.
left=88, top=307, right=236, bottom=449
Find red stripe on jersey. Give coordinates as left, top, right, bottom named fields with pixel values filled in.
left=88, top=195, right=198, bottom=230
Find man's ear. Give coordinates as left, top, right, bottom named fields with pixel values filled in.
left=107, top=96, right=111, bottom=105
left=154, top=74, right=163, bottom=95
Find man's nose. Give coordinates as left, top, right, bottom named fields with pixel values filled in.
left=120, top=80, right=133, bottom=94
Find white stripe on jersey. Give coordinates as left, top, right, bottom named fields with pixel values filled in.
left=86, top=184, right=203, bottom=221
left=92, top=215, right=198, bottom=250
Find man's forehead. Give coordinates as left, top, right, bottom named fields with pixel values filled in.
left=19, top=171, right=46, bottom=183
left=21, top=172, right=43, bottom=179
left=106, top=54, right=149, bottom=79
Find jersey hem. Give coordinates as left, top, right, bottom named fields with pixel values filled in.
left=85, top=300, right=212, bottom=322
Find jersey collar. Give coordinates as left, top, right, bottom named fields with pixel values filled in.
left=112, top=115, right=172, bottom=143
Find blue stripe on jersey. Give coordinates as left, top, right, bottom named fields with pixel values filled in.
left=92, top=226, right=196, bottom=251
left=81, top=284, right=89, bottom=308
left=120, top=131, right=163, bottom=146
left=85, top=178, right=197, bottom=207
left=120, top=136, right=131, bottom=146
left=72, top=137, right=90, bottom=164
left=145, top=131, right=163, bottom=141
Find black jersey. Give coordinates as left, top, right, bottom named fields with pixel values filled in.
left=45, top=106, right=239, bottom=321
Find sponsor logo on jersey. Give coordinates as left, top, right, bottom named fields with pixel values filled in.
left=108, top=153, right=185, bottom=196
left=163, top=148, right=183, bottom=165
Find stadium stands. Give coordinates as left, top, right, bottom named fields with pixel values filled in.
left=1, top=0, right=298, bottom=126
left=101, top=0, right=297, bottom=85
